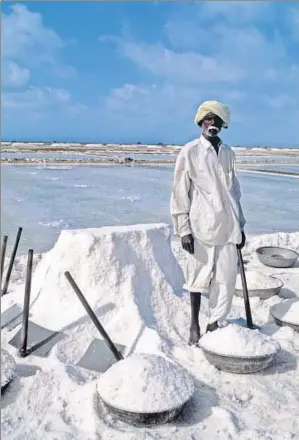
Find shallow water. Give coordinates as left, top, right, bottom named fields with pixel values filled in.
left=1, top=164, right=298, bottom=253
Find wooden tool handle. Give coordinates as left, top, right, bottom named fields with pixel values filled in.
left=237, top=248, right=254, bottom=329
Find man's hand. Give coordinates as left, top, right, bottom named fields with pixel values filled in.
left=181, top=234, right=194, bottom=254
left=237, top=231, right=246, bottom=250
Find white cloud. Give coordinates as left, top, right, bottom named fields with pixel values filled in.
left=101, top=5, right=298, bottom=90
left=2, top=4, right=75, bottom=77
left=100, top=36, right=245, bottom=84
left=106, top=82, right=246, bottom=119
left=3, top=2, right=298, bottom=147
left=2, top=4, right=81, bottom=132
left=98, top=1, right=298, bottom=146
left=102, top=81, right=248, bottom=144
left=2, top=61, right=30, bottom=88
left=100, top=0, right=298, bottom=124
left=2, top=86, right=71, bottom=110
left=163, top=17, right=291, bottom=84
left=97, top=83, right=191, bottom=143
left=199, top=1, right=272, bottom=23
left=106, top=84, right=153, bottom=116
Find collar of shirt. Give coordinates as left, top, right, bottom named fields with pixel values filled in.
left=199, top=134, right=222, bottom=151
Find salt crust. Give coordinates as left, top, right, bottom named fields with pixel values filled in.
left=199, top=324, right=280, bottom=357
left=236, top=271, right=283, bottom=290
left=97, top=353, right=194, bottom=413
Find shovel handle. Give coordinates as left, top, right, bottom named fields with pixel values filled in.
left=237, top=248, right=254, bottom=329
left=19, top=249, right=34, bottom=357
left=2, top=227, right=23, bottom=296
left=64, top=271, right=123, bottom=362
left=1, top=235, right=8, bottom=286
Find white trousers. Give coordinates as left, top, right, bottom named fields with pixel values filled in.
left=183, top=239, right=237, bottom=325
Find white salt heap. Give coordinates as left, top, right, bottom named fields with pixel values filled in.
left=1, top=223, right=186, bottom=363
left=1, top=349, right=16, bottom=389
left=27, top=223, right=183, bottom=329
left=97, top=353, right=194, bottom=413
left=199, top=324, right=280, bottom=357
left=235, top=271, right=283, bottom=290
left=1, top=228, right=299, bottom=439
left=271, top=298, right=299, bottom=325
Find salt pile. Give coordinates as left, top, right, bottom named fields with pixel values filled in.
left=271, top=298, right=299, bottom=325
left=1, top=349, right=16, bottom=389
left=2, top=223, right=186, bottom=363
left=21, top=223, right=184, bottom=329
left=199, top=324, right=280, bottom=357
left=1, top=228, right=299, bottom=439
left=235, top=271, right=283, bottom=290
left=97, top=353, right=194, bottom=413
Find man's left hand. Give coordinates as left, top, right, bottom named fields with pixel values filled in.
left=237, top=231, right=246, bottom=250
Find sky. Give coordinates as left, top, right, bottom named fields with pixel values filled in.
left=2, top=1, right=299, bottom=147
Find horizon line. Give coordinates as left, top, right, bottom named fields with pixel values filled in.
left=2, top=140, right=298, bottom=149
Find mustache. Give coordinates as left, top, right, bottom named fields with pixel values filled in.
left=207, top=126, right=220, bottom=134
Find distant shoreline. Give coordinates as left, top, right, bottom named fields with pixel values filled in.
left=2, top=142, right=299, bottom=157
left=1, top=160, right=175, bottom=167
left=2, top=141, right=299, bottom=149
left=1, top=160, right=299, bottom=177
left=2, top=158, right=299, bottom=166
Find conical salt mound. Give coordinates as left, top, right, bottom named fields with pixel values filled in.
left=26, top=224, right=185, bottom=354
left=97, top=353, right=194, bottom=413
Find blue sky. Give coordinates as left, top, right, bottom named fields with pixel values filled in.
left=2, top=1, right=299, bottom=147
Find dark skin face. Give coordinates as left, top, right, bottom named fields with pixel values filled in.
left=200, top=112, right=224, bottom=151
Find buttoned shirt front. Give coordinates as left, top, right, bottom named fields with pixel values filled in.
left=170, top=136, right=246, bottom=246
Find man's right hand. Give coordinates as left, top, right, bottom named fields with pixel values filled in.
left=181, top=234, right=194, bottom=254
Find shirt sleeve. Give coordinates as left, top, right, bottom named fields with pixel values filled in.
left=232, top=158, right=246, bottom=230
left=170, top=149, right=192, bottom=237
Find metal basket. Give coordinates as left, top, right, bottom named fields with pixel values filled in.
left=270, top=299, right=299, bottom=332
left=201, top=347, right=279, bottom=374
left=100, top=398, right=187, bottom=426
left=235, top=276, right=284, bottom=300
left=256, top=246, right=298, bottom=268
left=272, top=316, right=299, bottom=332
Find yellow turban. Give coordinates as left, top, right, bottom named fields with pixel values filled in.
left=194, top=100, right=230, bottom=128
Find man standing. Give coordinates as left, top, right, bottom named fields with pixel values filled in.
left=170, top=100, right=246, bottom=345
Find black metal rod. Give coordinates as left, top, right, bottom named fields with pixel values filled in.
left=1, top=227, right=23, bottom=296
left=19, top=249, right=34, bottom=357
left=237, top=248, right=254, bottom=329
left=1, top=235, right=8, bottom=286
left=64, top=271, right=123, bottom=361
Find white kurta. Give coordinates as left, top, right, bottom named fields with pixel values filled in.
left=170, top=136, right=246, bottom=324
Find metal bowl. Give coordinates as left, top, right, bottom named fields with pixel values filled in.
left=201, top=347, right=279, bottom=374
left=272, top=316, right=299, bottom=332
left=100, top=398, right=187, bottom=426
left=96, top=353, right=194, bottom=426
left=235, top=276, right=284, bottom=300
left=256, top=246, right=299, bottom=268
left=270, top=298, right=299, bottom=332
